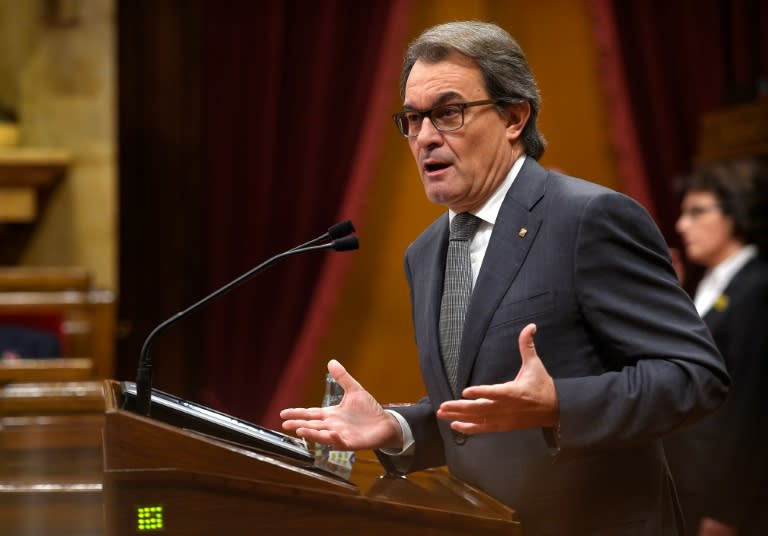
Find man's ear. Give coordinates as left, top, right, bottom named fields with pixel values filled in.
left=505, top=101, right=531, bottom=141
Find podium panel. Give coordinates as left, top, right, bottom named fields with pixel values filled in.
left=101, top=381, right=521, bottom=535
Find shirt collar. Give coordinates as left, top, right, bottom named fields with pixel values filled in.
left=448, top=154, right=526, bottom=225
left=704, top=244, right=758, bottom=288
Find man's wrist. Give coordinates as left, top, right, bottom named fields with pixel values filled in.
left=380, top=410, right=405, bottom=450
left=380, top=410, right=414, bottom=455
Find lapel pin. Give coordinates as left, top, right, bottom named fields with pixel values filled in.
left=713, top=293, right=729, bottom=312
left=518, top=228, right=528, bottom=238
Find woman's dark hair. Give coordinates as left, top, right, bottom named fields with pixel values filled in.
left=677, top=157, right=768, bottom=247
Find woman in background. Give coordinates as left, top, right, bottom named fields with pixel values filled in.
left=666, top=158, right=768, bottom=536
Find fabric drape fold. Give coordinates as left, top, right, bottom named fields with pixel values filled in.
left=199, top=0, right=412, bottom=425
left=261, top=0, right=412, bottom=428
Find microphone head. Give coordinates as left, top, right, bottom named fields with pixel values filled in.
left=327, top=220, right=355, bottom=239
left=332, top=236, right=360, bottom=251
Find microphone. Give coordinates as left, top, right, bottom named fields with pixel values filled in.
left=291, top=220, right=355, bottom=251
left=133, top=222, right=359, bottom=417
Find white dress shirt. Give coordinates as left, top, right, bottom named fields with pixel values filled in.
left=384, top=155, right=527, bottom=456
left=694, top=244, right=758, bottom=316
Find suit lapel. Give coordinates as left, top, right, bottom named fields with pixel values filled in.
left=703, top=306, right=724, bottom=334
left=456, top=159, right=547, bottom=393
left=701, top=258, right=754, bottom=334
left=412, top=214, right=454, bottom=397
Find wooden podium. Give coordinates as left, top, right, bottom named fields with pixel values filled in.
left=102, top=381, right=521, bottom=535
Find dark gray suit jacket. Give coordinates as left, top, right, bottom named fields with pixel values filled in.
left=379, top=158, right=729, bottom=535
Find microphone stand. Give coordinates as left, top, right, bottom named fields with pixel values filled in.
left=134, top=234, right=358, bottom=417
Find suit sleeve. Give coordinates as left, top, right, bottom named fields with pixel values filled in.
left=555, top=192, right=729, bottom=448
left=375, top=397, right=446, bottom=474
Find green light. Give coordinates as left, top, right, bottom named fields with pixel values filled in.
left=136, top=505, right=164, bottom=531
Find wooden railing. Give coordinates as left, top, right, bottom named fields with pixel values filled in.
left=0, top=266, right=115, bottom=379
left=1, top=377, right=106, bottom=535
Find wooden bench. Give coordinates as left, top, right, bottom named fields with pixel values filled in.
left=0, top=266, right=116, bottom=379
left=0, top=268, right=114, bottom=533
left=0, top=478, right=103, bottom=536
left=2, top=414, right=104, bottom=477
left=0, top=378, right=105, bottom=412
left=1, top=380, right=106, bottom=535
left=1, top=380, right=105, bottom=477
left=0, top=358, right=95, bottom=385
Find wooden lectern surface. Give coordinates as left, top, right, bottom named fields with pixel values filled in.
left=101, top=381, right=521, bottom=535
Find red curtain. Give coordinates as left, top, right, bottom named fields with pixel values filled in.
left=590, top=0, right=768, bottom=244
left=199, top=0, right=410, bottom=423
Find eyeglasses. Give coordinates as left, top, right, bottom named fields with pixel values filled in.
left=679, top=204, right=722, bottom=219
left=392, top=99, right=501, bottom=138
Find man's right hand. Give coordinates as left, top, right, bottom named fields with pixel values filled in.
left=280, top=359, right=404, bottom=451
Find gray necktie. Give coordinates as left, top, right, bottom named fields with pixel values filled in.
left=439, top=212, right=481, bottom=395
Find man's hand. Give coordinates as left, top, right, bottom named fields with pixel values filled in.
left=280, top=360, right=403, bottom=451
left=436, top=323, right=559, bottom=434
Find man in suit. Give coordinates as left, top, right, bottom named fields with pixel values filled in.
left=281, top=21, right=728, bottom=535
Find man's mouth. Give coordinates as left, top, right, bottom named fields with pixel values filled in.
left=424, top=162, right=451, bottom=173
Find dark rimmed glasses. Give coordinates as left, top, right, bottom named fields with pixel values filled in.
left=392, top=99, right=501, bottom=139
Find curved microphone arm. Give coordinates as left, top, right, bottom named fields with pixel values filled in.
left=134, top=235, right=359, bottom=417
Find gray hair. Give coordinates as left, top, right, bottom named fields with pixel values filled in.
left=401, top=21, right=546, bottom=160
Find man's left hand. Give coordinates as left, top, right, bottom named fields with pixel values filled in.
left=436, top=323, right=559, bottom=434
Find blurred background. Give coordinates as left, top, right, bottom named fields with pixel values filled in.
left=1, top=0, right=766, bottom=430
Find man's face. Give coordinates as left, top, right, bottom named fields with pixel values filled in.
left=404, top=52, right=523, bottom=213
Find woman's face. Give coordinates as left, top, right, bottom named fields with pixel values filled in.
left=676, top=190, right=741, bottom=267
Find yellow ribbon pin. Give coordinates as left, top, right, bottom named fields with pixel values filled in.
left=713, top=294, right=729, bottom=312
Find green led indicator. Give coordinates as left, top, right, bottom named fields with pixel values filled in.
left=136, top=505, right=164, bottom=531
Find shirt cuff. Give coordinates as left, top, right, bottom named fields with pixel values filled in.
left=379, top=409, right=415, bottom=456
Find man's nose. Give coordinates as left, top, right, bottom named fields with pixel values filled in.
left=415, top=116, right=443, bottom=146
